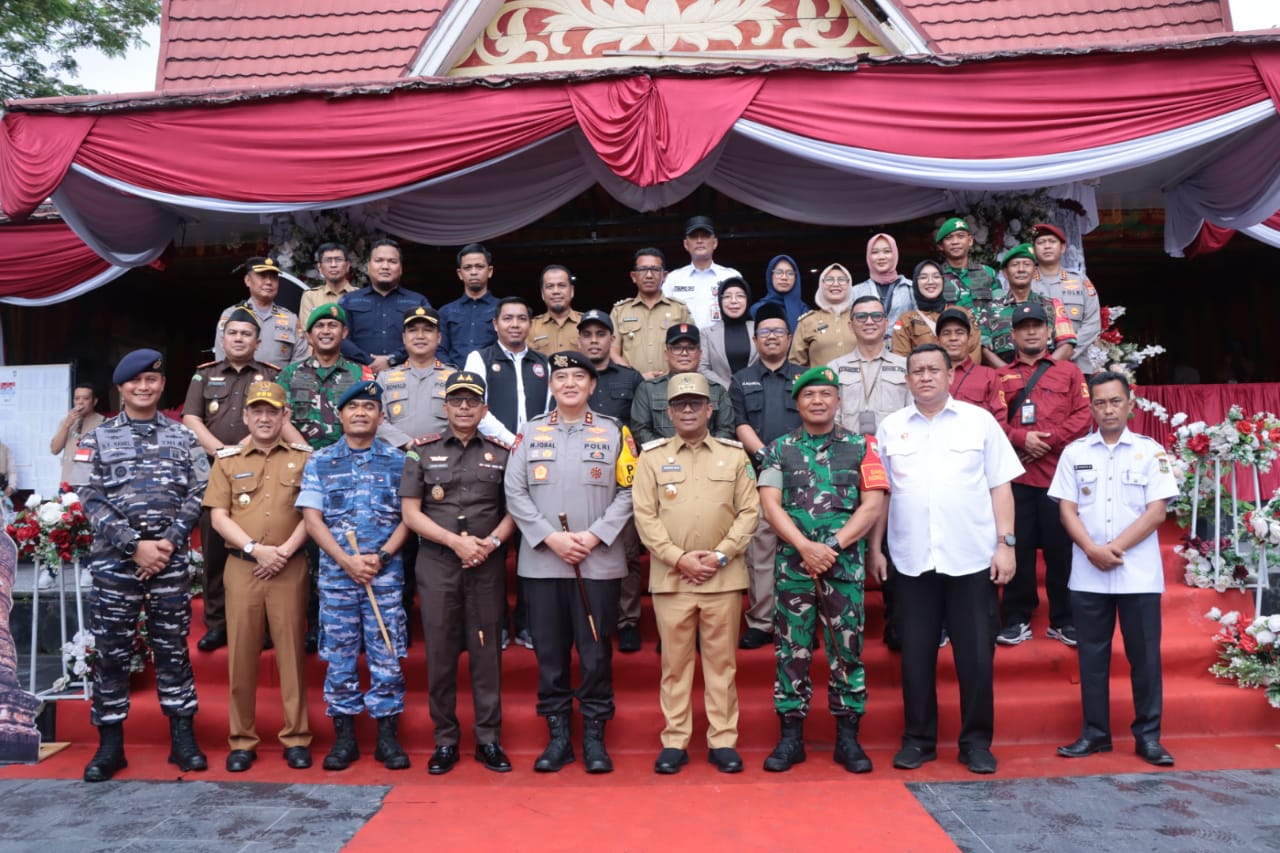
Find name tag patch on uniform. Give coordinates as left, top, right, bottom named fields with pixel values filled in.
left=1074, top=464, right=1093, bottom=470
left=661, top=464, right=681, bottom=472
left=233, top=472, right=253, bottom=479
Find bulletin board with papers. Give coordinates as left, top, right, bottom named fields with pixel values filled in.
left=0, top=364, right=72, bottom=494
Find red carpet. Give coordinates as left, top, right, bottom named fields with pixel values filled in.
left=5, top=520, right=1279, bottom=851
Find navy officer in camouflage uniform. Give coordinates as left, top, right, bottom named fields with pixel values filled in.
left=297, top=380, right=412, bottom=771
left=73, top=349, right=210, bottom=782
left=757, top=365, right=889, bottom=774
left=505, top=351, right=638, bottom=774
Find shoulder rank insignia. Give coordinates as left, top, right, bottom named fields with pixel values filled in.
left=484, top=435, right=511, bottom=451
left=290, top=442, right=313, bottom=452
left=413, top=433, right=443, bottom=445
left=641, top=437, right=671, bottom=452
left=215, top=446, right=243, bottom=458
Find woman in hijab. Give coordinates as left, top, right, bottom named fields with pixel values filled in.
left=790, top=263, right=856, bottom=368
left=851, top=233, right=915, bottom=345
left=890, top=259, right=981, bottom=361
left=751, top=254, right=809, bottom=332
left=700, top=277, right=758, bottom=387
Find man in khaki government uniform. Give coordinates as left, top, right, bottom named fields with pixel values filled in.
left=204, top=381, right=313, bottom=772
left=213, top=256, right=308, bottom=365
left=632, top=372, right=759, bottom=775
left=610, top=247, right=692, bottom=379
left=529, top=264, right=582, bottom=357
left=299, top=242, right=360, bottom=328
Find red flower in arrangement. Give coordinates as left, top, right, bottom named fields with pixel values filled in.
left=1236, top=420, right=1255, bottom=435
left=1238, top=632, right=1259, bottom=654
left=1186, top=434, right=1211, bottom=455
left=1270, top=428, right=1280, bottom=443
left=1215, top=627, right=1238, bottom=646
left=1099, top=306, right=1112, bottom=330
left=1233, top=564, right=1250, bottom=581
left=1099, top=328, right=1124, bottom=345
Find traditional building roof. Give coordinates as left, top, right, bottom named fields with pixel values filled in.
left=894, top=0, right=1230, bottom=55
left=157, top=0, right=445, bottom=91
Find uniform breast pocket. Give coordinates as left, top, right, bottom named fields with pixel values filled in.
left=1121, top=471, right=1148, bottom=510
left=1076, top=471, right=1099, bottom=507
left=884, top=444, right=924, bottom=485
left=422, top=466, right=453, bottom=486
left=230, top=473, right=262, bottom=503
left=326, top=488, right=353, bottom=513
left=609, top=387, right=635, bottom=408
left=743, top=389, right=765, bottom=415
left=655, top=468, right=689, bottom=503
left=581, top=448, right=614, bottom=486
left=203, top=384, right=231, bottom=412
left=528, top=459, right=555, bottom=487
left=945, top=441, right=986, bottom=485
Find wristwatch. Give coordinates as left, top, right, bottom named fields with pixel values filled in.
left=1000, top=533, right=1016, bottom=547
left=713, top=550, right=729, bottom=568
left=823, top=534, right=842, bottom=551
left=489, top=535, right=502, bottom=549
left=121, top=537, right=139, bottom=558
left=377, top=549, right=394, bottom=567
left=243, top=540, right=257, bottom=557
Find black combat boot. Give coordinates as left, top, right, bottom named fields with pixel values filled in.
left=168, top=715, right=208, bottom=771
left=533, top=713, right=575, bottom=772
left=833, top=714, right=873, bottom=774
left=763, top=715, right=806, bottom=772
left=323, top=714, right=360, bottom=771
left=83, top=722, right=127, bottom=782
left=582, top=718, right=613, bottom=774
left=374, top=714, right=411, bottom=770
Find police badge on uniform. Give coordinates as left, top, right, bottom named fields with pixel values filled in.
left=431, top=485, right=445, bottom=501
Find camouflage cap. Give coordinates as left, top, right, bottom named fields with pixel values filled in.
left=667, top=372, right=710, bottom=400
left=244, top=381, right=287, bottom=408
left=791, top=365, right=839, bottom=399
left=306, top=303, right=348, bottom=330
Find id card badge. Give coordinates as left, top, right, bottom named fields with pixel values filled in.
left=1019, top=402, right=1037, bottom=425
left=858, top=410, right=877, bottom=434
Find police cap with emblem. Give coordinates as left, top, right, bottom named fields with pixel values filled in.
left=244, top=381, right=287, bottom=408
left=549, top=350, right=598, bottom=379
left=245, top=256, right=282, bottom=275
left=306, top=303, right=348, bottom=331
left=337, top=380, right=383, bottom=410
left=578, top=309, right=613, bottom=334
left=403, top=306, right=440, bottom=327
left=791, top=365, right=839, bottom=399
left=444, top=371, right=486, bottom=397
left=113, top=349, right=165, bottom=385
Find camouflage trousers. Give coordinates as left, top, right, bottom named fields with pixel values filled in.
left=89, top=560, right=197, bottom=726
left=319, top=580, right=407, bottom=718
left=772, top=565, right=866, bottom=718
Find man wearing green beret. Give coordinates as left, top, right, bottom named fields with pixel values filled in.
left=985, top=244, right=1077, bottom=369
left=934, top=218, right=1006, bottom=366
left=756, top=366, right=889, bottom=774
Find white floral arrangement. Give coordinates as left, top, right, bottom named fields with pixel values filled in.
left=52, top=629, right=95, bottom=693
left=1176, top=539, right=1254, bottom=593
left=1206, top=608, right=1280, bottom=709
left=265, top=207, right=389, bottom=285
left=1085, top=305, right=1166, bottom=376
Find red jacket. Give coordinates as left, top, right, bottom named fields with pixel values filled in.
left=950, top=356, right=1007, bottom=422
left=998, top=357, right=1090, bottom=487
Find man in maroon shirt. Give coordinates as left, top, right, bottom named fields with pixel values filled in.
left=936, top=309, right=1006, bottom=419
left=996, top=303, right=1090, bottom=648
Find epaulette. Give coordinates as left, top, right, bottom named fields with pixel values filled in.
left=711, top=436, right=744, bottom=449
left=413, top=433, right=443, bottom=445
left=641, top=437, right=672, bottom=452
left=796, top=309, right=817, bottom=321
left=261, top=361, right=282, bottom=371
left=484, top=434, right=511, bottom=451
left=612, top=297, right=631, bottom=306
left=215, top=446, right=243, bottom=458
left=290, top=442, right=313, bottom=452
left=195, top=360, right=218, bottom=369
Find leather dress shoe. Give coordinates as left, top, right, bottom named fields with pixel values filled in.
left=617, top=624, right=641, bottom=653
left=196, top=628, right=227, bottom=652
left=892, top=745, right=938, bottom=770
left=1057, top=736, right=1113, bottom=758
left=708, top=748, right=743, bottom=773
left=225, top=749, right=256, bottom=772
left=428, top=744, right=460, bottom=775
left=283, top=746, right=312, bottom=769
left=654, top=747, right=689, bottom=774
left=476, top=742, right=512, bottom=773
left=1135, top=740, right=1174, bottom=766
left=958, top=748, right=998, bottom=774
left=738, top=627, right=773, bottom=650
left=305, top=628, right=319, bottom=654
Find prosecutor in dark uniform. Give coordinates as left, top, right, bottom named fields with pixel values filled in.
left=74, top=349, right=210, bottom=782
left=401, top=371, right=516, bottom=775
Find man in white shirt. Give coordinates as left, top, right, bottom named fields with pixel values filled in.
left=1048, top=371, right=1179, bottom=767
left=873, top=343, right=1022, bottom=775
left=662, top=216, right=740, bottom=330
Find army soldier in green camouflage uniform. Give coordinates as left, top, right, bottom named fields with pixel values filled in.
left=757, top=366, right=889, bottom=774
left=934, top=217, right=1006, bottom=365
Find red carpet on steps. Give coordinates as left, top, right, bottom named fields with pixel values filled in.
left=4, top=520, right=1278, bottom=851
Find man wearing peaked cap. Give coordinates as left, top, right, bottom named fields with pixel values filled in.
left=204, top=380, right=315, bottom=773
left=75, top=347, right=211, bottom=782
left=663, top=215, right=741, bottom=329
left=1029, top=223, right=1102, bottom=376
left=632, top=371, right=759, bottom=775
left=400, top=368, right=516, bottom=774
left=631, top=323, right=735, bottom=445
left=213, top=256, right=309, bottom=366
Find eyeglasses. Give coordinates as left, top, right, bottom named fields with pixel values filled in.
left=773, top=269, right=796, bottom=278
left=821, top=276, right=851, bottom=285
left=445, top=396, right=482, bottom=408
left=633, top=266, right=664, bottom=274
left=852, top=312, right=887, bottom=322
left=669, top=399, right=706, bottom=412
left=756, top=329, right=790, bottom=339
left=666, top=345, right=697, bottom=355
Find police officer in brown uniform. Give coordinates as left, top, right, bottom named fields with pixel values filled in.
left=204, top=381, right=313, bottom=772
left=401, top=371, right=517, bottom=775
left=183, top=307, right=285, bottom=652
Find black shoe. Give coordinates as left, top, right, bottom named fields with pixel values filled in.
left=226, top=749, right=257, bottom=772
left=882, top=623, right=902, bottom=651
left=1135, top=740, right=1174, bottom=766
left=428, top=745, right=460, bottom=775
left=374, top=715, right=411, bottom=770
left=654, top=747, right=688, bottom=774
left=323, top=715, right=359, bottom=771
left=284, top=746, right=312, bottom=769
left=617, top=624, right=641, bottom=653
left=305, top=628, right=319, bottom=654
left=582, top=718, right=613, bottom=774
left=83, top=723, right=127, bottom=783
left=1048, top=624, right=1078, bottom=647
left=1057, top=736, right=1112, bottom=758
left=476, top=742, right=512, bottom=773
left=738, top=627, right=773, bottom=650
left=833, top=715, right=872, bottom=774
left=959, top=748, right=998, bottom=774
left=892, top=745, right=938, bottom=770
left=763, top=716, right=806, bottom=772
left=196, top=628, right=227, bottom=652
left=534, top=714, right=575, bottom=772
left=708, top=747, right=743, bottom=773
left=514, top=629, right=535, bottom=650
left=167, top=716, right=208, bottom=772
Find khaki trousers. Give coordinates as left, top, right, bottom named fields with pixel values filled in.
left=652, top=589, right=742, bottom=749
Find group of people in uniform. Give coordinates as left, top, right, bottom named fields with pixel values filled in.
left=67, top=213, right=1178, bottom=783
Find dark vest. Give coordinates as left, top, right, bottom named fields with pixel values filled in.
left=479, top=343, right=550, bottom=433
left=942, top=263, right=997, bottom=304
